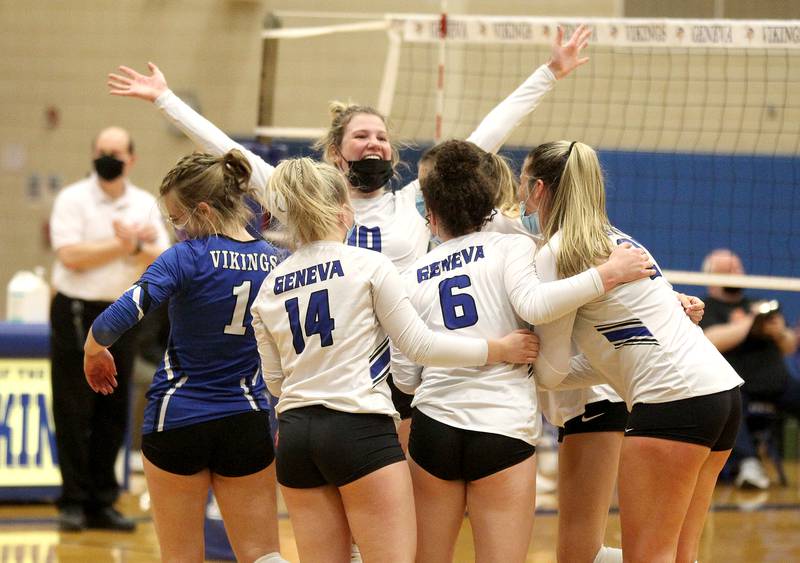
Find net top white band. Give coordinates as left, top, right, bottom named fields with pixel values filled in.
left=263, top=13, right=800, bottom=49
left=260, top=14, right=789, bottom=50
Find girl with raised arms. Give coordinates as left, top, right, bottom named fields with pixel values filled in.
left=107, top=25, right=592, bottom=442
left=83, top=151, right=288, bottom=563
left=105, top=24, right=591, bottom=270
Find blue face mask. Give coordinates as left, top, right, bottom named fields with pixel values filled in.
left=519, top=201, right=541, bottom=236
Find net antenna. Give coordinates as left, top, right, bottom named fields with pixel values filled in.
left=434, top=1, right=448, bottom=142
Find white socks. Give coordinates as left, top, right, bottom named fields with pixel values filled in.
left=254, top=552, right=290, bottom=563
left=593, top=545, right=623, bottom=563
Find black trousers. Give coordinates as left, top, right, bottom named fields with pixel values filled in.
left=50, top=292, right=137, bottom=510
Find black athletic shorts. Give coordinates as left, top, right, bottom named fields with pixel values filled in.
left=276, top=405, right=405, bottom=489
left=388, top=375, right=414, bottom=420
left=409, top=408, right=535, bottom=482
left=625, top=387, right=742, bottom=451
left=142, top=410, right=274, bottom=477
left=558, top=400, right=629, bottom=442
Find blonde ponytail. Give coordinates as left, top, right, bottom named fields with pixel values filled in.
left=524, top=141, right=612, bottom=278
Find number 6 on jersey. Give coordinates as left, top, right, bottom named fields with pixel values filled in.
left=284, top=289, right=336, bottom=354
left=439, top=275, right=479, bottom=330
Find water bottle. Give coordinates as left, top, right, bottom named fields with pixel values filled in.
left=6, top=267, right=50, bottom=323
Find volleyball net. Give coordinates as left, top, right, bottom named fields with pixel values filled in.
left=259, top=12, right=800, bottom=317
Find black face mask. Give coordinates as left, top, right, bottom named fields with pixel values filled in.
left=722, top=286, right=744, bottom=297
left=93, top=154, right=125, bottom=181
left=346, top=158, right=393, bottom=193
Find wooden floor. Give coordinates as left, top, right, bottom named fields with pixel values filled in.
left=2, top=462, right=799, bottom=562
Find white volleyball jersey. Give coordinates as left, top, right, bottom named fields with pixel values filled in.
left=533, top=230, right=743, bottom=407
left=537, top=353, right=623, bottom=427
left=349, top=183, right=430, bottom=272
left=481, top=210, right=621, bottom=427
left=250, top=241, right=492, bottom=417
left=392, top=231, right=605, bottom=444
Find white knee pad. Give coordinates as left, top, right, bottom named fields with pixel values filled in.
left=254, top=553, right=290, bottom=563
left=593, top=545, right=623, bottom=563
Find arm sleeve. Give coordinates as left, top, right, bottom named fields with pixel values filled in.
left=153, top=90, right=284, bottom=221
left=532, top=310, right=577, bottom=389
left=547, top=353, right=609, bottom=390
left=504, top=237, right=604, bottom=326
left=251, top=305, right=284, bottom=397
left=90, top=245, right=191, bottom=347
left=519, top=240, right=586, bottom=389
left=466, top=64, right=557, bottom=154
left=389, top=272, right=425, bottom=393
left=390, top=344, right=423, bottom=394
left=371, top=258, right=488, bottom=367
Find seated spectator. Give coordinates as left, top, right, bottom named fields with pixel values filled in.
left=700, top=249, right=799, bottom=489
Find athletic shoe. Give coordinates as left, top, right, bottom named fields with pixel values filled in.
left=735, top=457, right=770, bottom=490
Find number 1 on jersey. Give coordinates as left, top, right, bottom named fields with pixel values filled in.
left=285, top=289, right=336, bottom=354
left=224, top=281, right=251, bottom=335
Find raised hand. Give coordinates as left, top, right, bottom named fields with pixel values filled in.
left=108, top=62, right=169, bottom=103
left=84, top=348, right=118, bottom=395
left=547, top=24, right=592, bottom=80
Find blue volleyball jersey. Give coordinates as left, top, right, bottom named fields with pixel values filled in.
left=92, top=235, right=280, bottom=434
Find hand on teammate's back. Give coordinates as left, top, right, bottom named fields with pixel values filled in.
left=596, top=243, right=655, bottom=291
left=491, top=329, right=540, bottom=365
left=677, top=293, right=705, bottom=325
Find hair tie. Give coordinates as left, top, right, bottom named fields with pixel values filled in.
left=566, top=141, right=577, bottom=159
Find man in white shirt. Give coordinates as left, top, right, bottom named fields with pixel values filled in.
left=49, top=126, right=169, bottom=532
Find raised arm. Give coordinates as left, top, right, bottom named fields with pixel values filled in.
left=466, top=24, right=592, bottom=154
left=107, top=63, right=275, bottom=199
